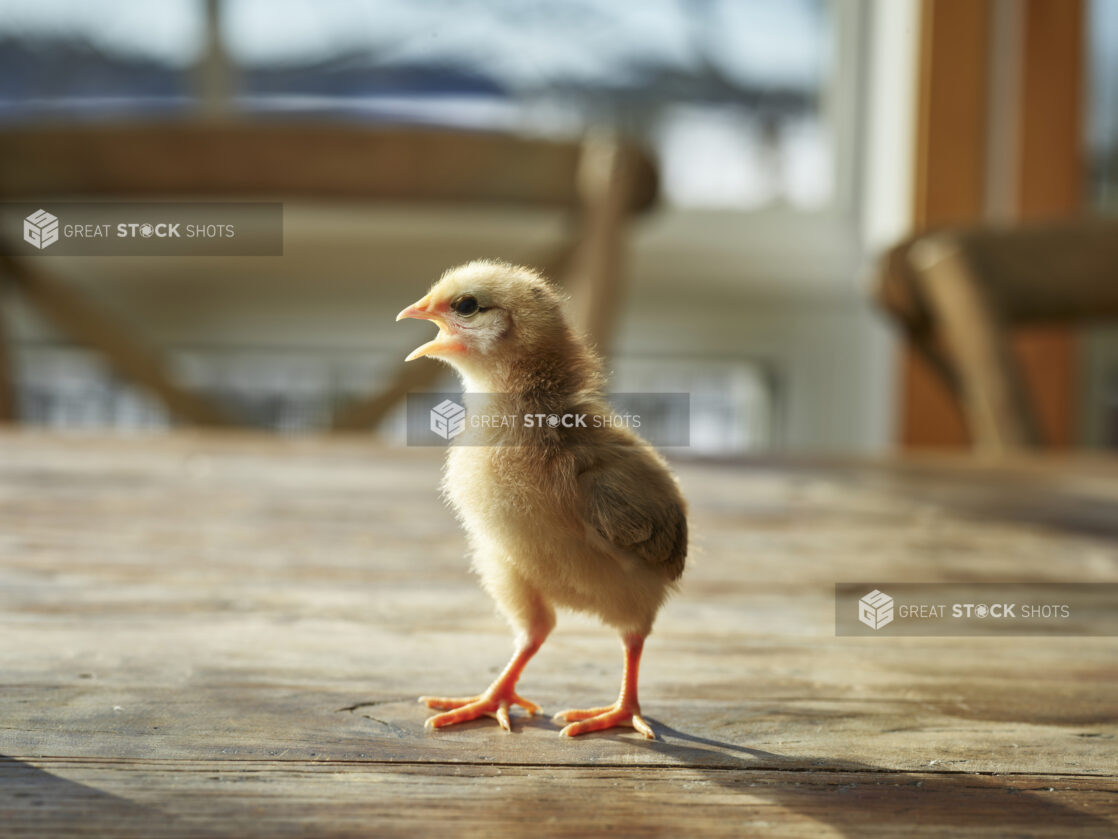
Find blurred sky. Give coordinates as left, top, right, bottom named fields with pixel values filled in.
left=0, top=0, right=200, bottom=66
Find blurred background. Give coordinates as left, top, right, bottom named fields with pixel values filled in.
left=0, top=0, right=1115, bottom=454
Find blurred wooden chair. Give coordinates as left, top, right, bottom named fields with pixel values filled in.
left=876, top=219, right=1118, bottom=452
left=0, top=121, right=658, bottom=428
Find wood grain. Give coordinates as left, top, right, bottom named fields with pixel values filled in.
left=1, top=433, right=1117, bottom=836
left=3, top=761, right=1116, bottom=839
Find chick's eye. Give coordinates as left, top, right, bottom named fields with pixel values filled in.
left=452, top=295, right=480, bottom=317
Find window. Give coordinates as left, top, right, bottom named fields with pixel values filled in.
left=1, top=0, right=844, bottom=215
left=1084, top=0, right=1118, bottom=447
left=0, top=1, right=887, bottom=452
left=0, top=0, right=201, bottom=114
left=1087, top=0, right=1118, bottom=212
left=222, top=0, right=838, bottom=212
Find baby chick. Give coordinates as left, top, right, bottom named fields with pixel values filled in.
left=396, top=260, right=687, bottom=738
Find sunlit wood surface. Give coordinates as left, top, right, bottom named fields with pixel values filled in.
left=2, top=432, right=1117, bottom=837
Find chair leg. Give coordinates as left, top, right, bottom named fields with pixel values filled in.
left=562, top=132, right=639, bottom=356
left=0, top=278, right=16, bottom=423
left=329, top=349, right=448, bottom=433
left=0, top=253, right=230, bottom=428
left=910, top=237, right=1042, bottom=452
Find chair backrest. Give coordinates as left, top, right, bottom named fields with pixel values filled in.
left=0, top=120, right=659, bottom=211
left=945, top=220, right=1118, bottom=322
left=874, top=217, right=1118, bottom=452
left=879, top=218, right=1118, bottom=330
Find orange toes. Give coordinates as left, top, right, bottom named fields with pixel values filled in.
left=420, top=696, right=479, bottom=711
left=425, top=697, right=506, bottom=731
left=419, top=691, right=540, bottom=732
left=630, top=714, right=656, bottom=739
left=552, top=705, right=615, bottom=723
left=557, top=704, right=655, bottom=739
left=512, top=693, right=541, bottom=716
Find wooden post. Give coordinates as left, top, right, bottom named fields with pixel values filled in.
left=901, top=0, right=1086, bottom=450
left=196, top=0, right=234, bottom=118
left=902, top=0, right=992, bottom=447
left=1017, top=0, right=1084, bottom=220
left=1009, top=0, right=1085, bottom=448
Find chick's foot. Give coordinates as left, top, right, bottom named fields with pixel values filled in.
left=554, top=701, right=655, bottom=739
left=420, top=689, right=541, bottom=732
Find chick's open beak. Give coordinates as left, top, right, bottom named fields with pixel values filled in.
left=396, top=294, right=466, bottom=362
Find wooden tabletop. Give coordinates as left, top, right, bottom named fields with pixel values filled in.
left=2, top=432, right=1117, bottom=837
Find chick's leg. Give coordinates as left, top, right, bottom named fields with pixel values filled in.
left=421, top=582, right=553, bottom=732
left=555, top=634, right=655, bottom=739
left=420, top=636, right=544, bottom=731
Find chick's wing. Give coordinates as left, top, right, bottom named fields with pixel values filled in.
left=577, top=449, right=687, bottom=581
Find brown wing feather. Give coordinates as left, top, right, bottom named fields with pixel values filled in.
left=577, top=451, right=687, bottom=581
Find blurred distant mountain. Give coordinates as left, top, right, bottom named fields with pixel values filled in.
left=0, top=34, right=816, bottom=120
left=0, top=38, right=187, bottom=102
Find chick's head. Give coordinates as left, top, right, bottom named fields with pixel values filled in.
left=396, top=260, right=569, bottom=386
